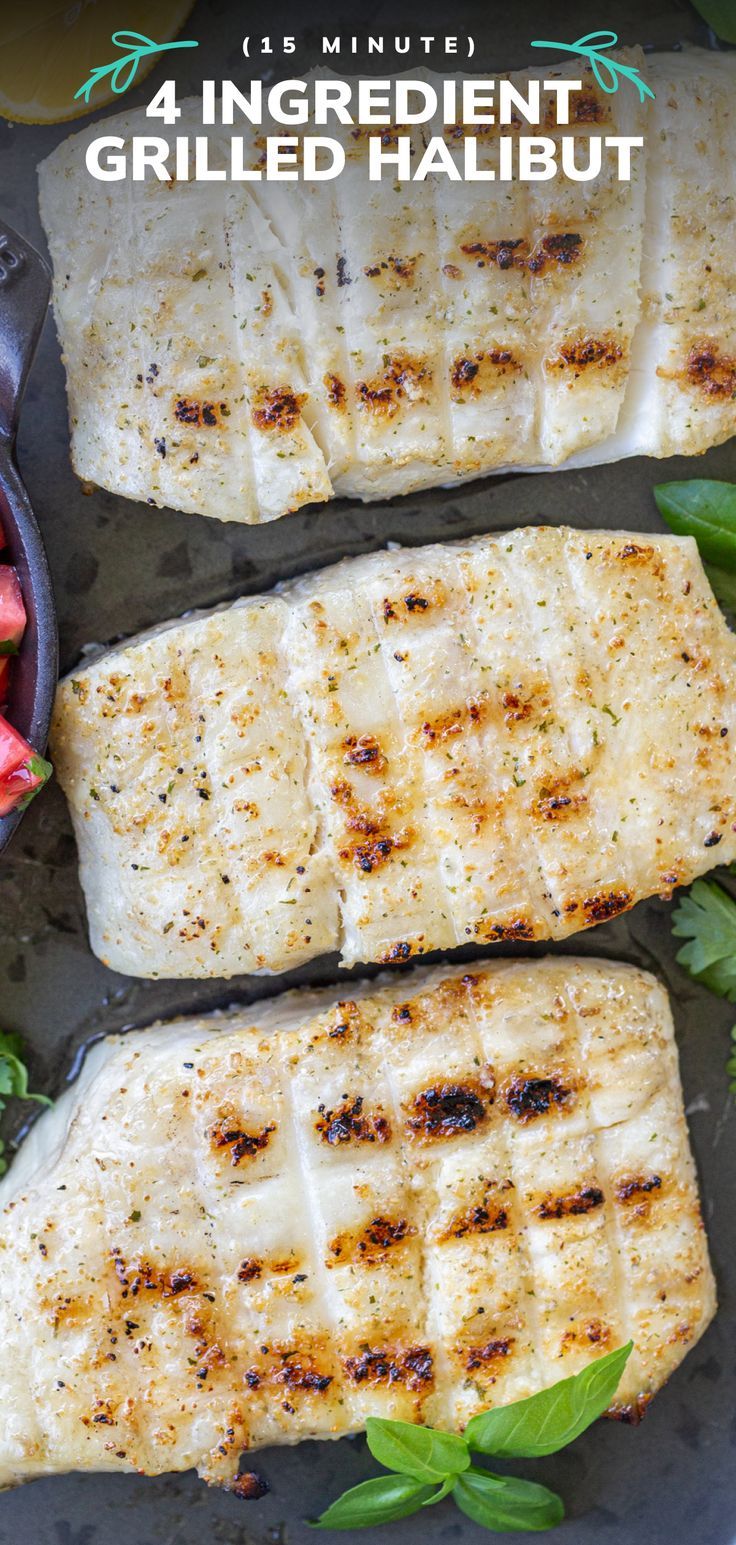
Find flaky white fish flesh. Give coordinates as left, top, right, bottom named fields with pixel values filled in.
left=0, top=958, right=715, bottom=1492
left=38, top=50, right=736, bottom=524
left=51, top=526, right=736, bottom=979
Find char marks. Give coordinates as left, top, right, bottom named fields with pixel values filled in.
left=38, top=53, right=736, bottom=520
left=52, top=526, right=736, bottom=977
left=0, top=958, right=714, bottom=1491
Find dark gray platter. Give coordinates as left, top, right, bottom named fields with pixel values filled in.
left=0, top=0, right=734, bottom=1540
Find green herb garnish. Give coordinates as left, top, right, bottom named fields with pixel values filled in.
left=672, top=878, right=736, bottom=1090
left=727, top=1028, right=736, bottom=1093
left=312, top=1343, right=632, bottom=1533
left=0, top=1031, right=52, bottom=1176
left=672, top=877, right=736, bottom=998
left=18, top=754, right=53, bottom=811
left=654, top=480, right=736, bottom=609
left=687, top=1, right=736, bottom=43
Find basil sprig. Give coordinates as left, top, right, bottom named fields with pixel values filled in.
left=654, top=480, right=736, bottom=609
left=312, top=1343, right=633, bottom=1533
left=688, top=1, right=736, bottom=42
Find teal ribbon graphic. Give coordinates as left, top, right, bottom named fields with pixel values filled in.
left=75, top=30, right=199, bottom=105
left=531, top=31, right=656, bottom=101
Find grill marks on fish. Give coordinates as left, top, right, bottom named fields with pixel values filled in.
left=40, top=53, right=736, bottom=522
left=343, top=1346, right=434, bottom=1389
left=547, top=335, right=626, bottom=375
left=327, top=1216, right=415, bottom=1264
left=406, top=1078, right=494, bottom=1139
left=355, top=354, right=433, bottom=419
left=52, top=527, right=736, bottom=978
left=504, top=1075, right=575, bottom=1122
left=210, top=1116, right=276, bottom=1166
left=0, top=959, right=715, bottom=1492
left=250, top=386, right=307, bottom=433
left=679, top=345, right=736, bottom=400
left=315, top=1097, right=391, bottom=1146
left=624, top=52, right=736, bottom=458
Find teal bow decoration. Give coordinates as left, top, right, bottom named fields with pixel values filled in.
left=531, top=31, right=656, bottom=102
left=74, top=30, right=198, bottom=105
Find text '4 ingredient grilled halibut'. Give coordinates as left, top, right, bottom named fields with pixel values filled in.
left=0, top=960, right=714, bottom=1493
left=52, top=527, right=736, bottom=979
left=38, top=50, right=736, bottom=525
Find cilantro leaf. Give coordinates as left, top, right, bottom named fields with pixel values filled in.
left=672, top=879, right=736, bottom=994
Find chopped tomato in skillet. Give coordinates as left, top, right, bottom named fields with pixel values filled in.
left=0, top=716, right=51, bottom=818
left=0, top=566, right=26, bottom=654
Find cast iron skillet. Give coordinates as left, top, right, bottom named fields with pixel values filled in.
left=0, top=221, right=57, bottom=855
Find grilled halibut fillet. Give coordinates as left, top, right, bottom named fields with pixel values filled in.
left=0, top=959, right=715, bottom=1492
left=38, top=50, right=735, bottom=525
left=52, top=527, right=736, bottom=979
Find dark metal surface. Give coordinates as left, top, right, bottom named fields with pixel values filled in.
left=0, top=0, right=734, bottom=1540
left=0, top=222, right=57, bottom=854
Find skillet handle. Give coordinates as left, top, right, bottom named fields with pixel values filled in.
left=0, top=222, right=51, bottom=445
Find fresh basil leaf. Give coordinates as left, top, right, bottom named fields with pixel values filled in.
left=453, top=1469, right=564, bottom=1533
left=422, top=1474, right=456, bottom=1506
left=0, top=640, right=18, bottom=657
left=688, top=0, right=736, bottom=42
left=365, top=1416, right=469, bottom=1482
left=465, top=1343, right=632, bottom=1459
left=672, top=879, right=736, bottom=983
left=705, top=563, right=736, bottom=613
left=654, top=480, right=736, bottom=570
left=311, top=1474, right=437, bottom=1530
left=727, top=1027, right=736, bottom=1094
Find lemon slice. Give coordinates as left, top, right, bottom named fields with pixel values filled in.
left=0, top=1, right=196, bottom=125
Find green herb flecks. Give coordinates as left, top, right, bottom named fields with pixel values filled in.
left=312, top=1343, right=632, bottom=1533
left=0, top=1032, right=52, bottom=1177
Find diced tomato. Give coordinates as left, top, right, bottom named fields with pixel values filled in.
left=0, top=567, right=25, bottom=655
left=0, top=716, right=51, bottom=818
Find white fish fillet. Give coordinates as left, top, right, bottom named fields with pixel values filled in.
left=38, top=50, right=736, bottom=525
left=51, top=526, right=736, bottom=979
left=0, top=958, right=715, bottom=1492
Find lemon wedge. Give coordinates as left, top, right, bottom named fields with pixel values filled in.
left=0, top=1, right=196, bottom=125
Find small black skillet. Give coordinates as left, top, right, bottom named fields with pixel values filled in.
left=0, top=221, right=57, bottom=855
